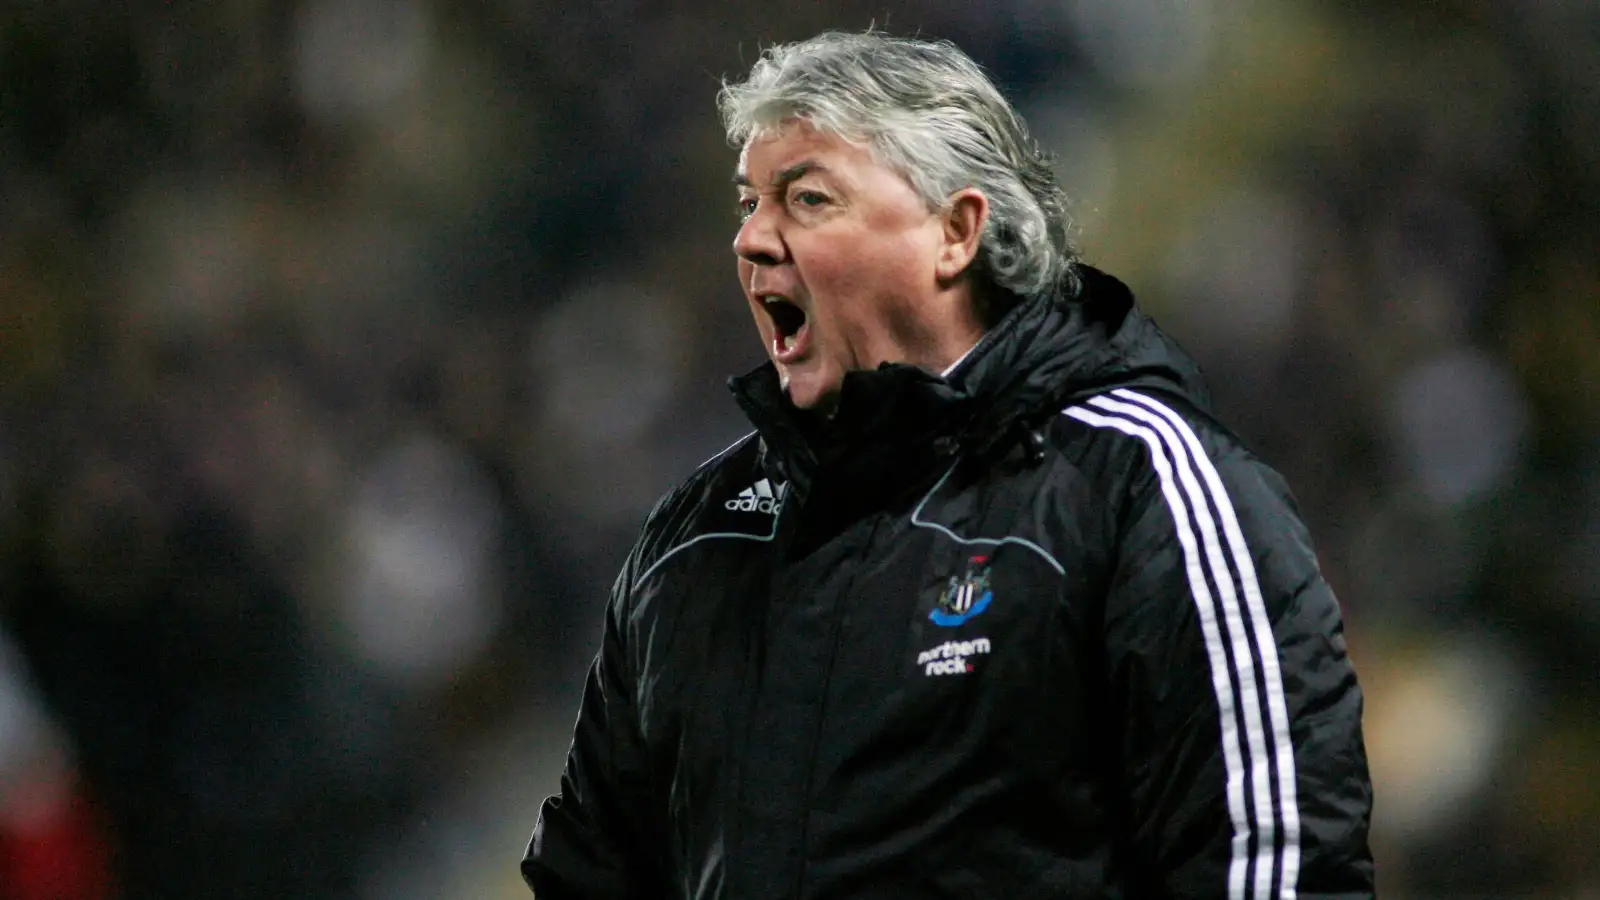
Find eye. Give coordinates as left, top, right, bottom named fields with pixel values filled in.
left=791, top=190, right=828, bottom=208
left=736, top=196, right=758, bottom=221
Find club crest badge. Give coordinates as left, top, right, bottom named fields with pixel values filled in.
left=931, top=555, right=993, bottom=626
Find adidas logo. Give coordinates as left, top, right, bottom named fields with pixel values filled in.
left=724, top=478, right=788, bottom=515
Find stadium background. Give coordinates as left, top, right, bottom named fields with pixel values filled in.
left=0, top=1, right=1596, bottom=897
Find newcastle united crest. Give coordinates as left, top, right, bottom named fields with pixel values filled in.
left=931, top=555, right=994, bottom=627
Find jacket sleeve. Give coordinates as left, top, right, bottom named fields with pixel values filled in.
left=522, top=541, right=664, bottom=899
left=1099, top=424, right=1374, bottom=899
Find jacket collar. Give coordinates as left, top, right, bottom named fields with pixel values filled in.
left=727, top=265, right=1207, bottom=491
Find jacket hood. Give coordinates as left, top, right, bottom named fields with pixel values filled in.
left=943, top=264, right=1209, bottom=443
left=729, top=265, right=1209, bottom=484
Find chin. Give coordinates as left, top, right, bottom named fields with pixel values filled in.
left=781, top=370, right=842, bottom=414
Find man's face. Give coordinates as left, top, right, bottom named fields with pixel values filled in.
left=733, top=121, right=947, bottom=412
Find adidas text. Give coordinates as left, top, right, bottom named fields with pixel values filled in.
left=726, top=478, right=788, bottom=515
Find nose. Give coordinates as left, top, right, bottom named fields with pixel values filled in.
left=733, top=203, right=785, bottom=267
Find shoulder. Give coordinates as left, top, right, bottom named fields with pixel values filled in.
left=621, top=431, right=778, bottom=587
left=1053, top=388, right=1249, bottom=470
left=1048, top=387, right=1304, bottom=544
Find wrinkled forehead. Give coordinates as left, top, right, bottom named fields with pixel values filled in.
left=733, top=118, right=875, bottom=184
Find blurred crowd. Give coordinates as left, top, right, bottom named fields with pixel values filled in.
left=0, top=1, right=1596, bottom=898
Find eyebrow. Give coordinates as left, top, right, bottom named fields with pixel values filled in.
left=732, top=160, right=827, bottom=189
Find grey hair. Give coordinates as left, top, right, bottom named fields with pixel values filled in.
left=718, top=30, right=1079, bottom=298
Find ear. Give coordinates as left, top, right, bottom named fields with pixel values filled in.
left=934, top=188, right=989, bottom=284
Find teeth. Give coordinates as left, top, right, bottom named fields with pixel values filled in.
left=780, top=334, right=795, bottom=352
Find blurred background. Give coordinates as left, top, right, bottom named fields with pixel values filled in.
left=0, top=1, right=1595, bottom=897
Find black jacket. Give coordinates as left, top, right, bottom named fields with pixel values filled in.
left=523, top=267, right=1374, bottom=899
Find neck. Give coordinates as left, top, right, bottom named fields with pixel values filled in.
left=919, top=279, right=988, bottom=375
left=941, top=340, right=979, bottom=377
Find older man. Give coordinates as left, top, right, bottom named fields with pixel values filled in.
left=523, top=30, right=1374, bottom=900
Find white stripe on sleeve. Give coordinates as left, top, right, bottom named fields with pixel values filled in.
left=1113, top=388, right=1302, bottom=899
left=1085, top=394, right=1280, bottom=900
left=1063, top=404, right=1253, bottom=900
left=1066, top=392, right=1303, bottom=900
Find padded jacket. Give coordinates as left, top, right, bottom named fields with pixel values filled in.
left=523, top=266, right=1375, bottom=900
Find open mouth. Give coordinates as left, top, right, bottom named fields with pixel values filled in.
left=762, top=296, right=810, bottom=361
